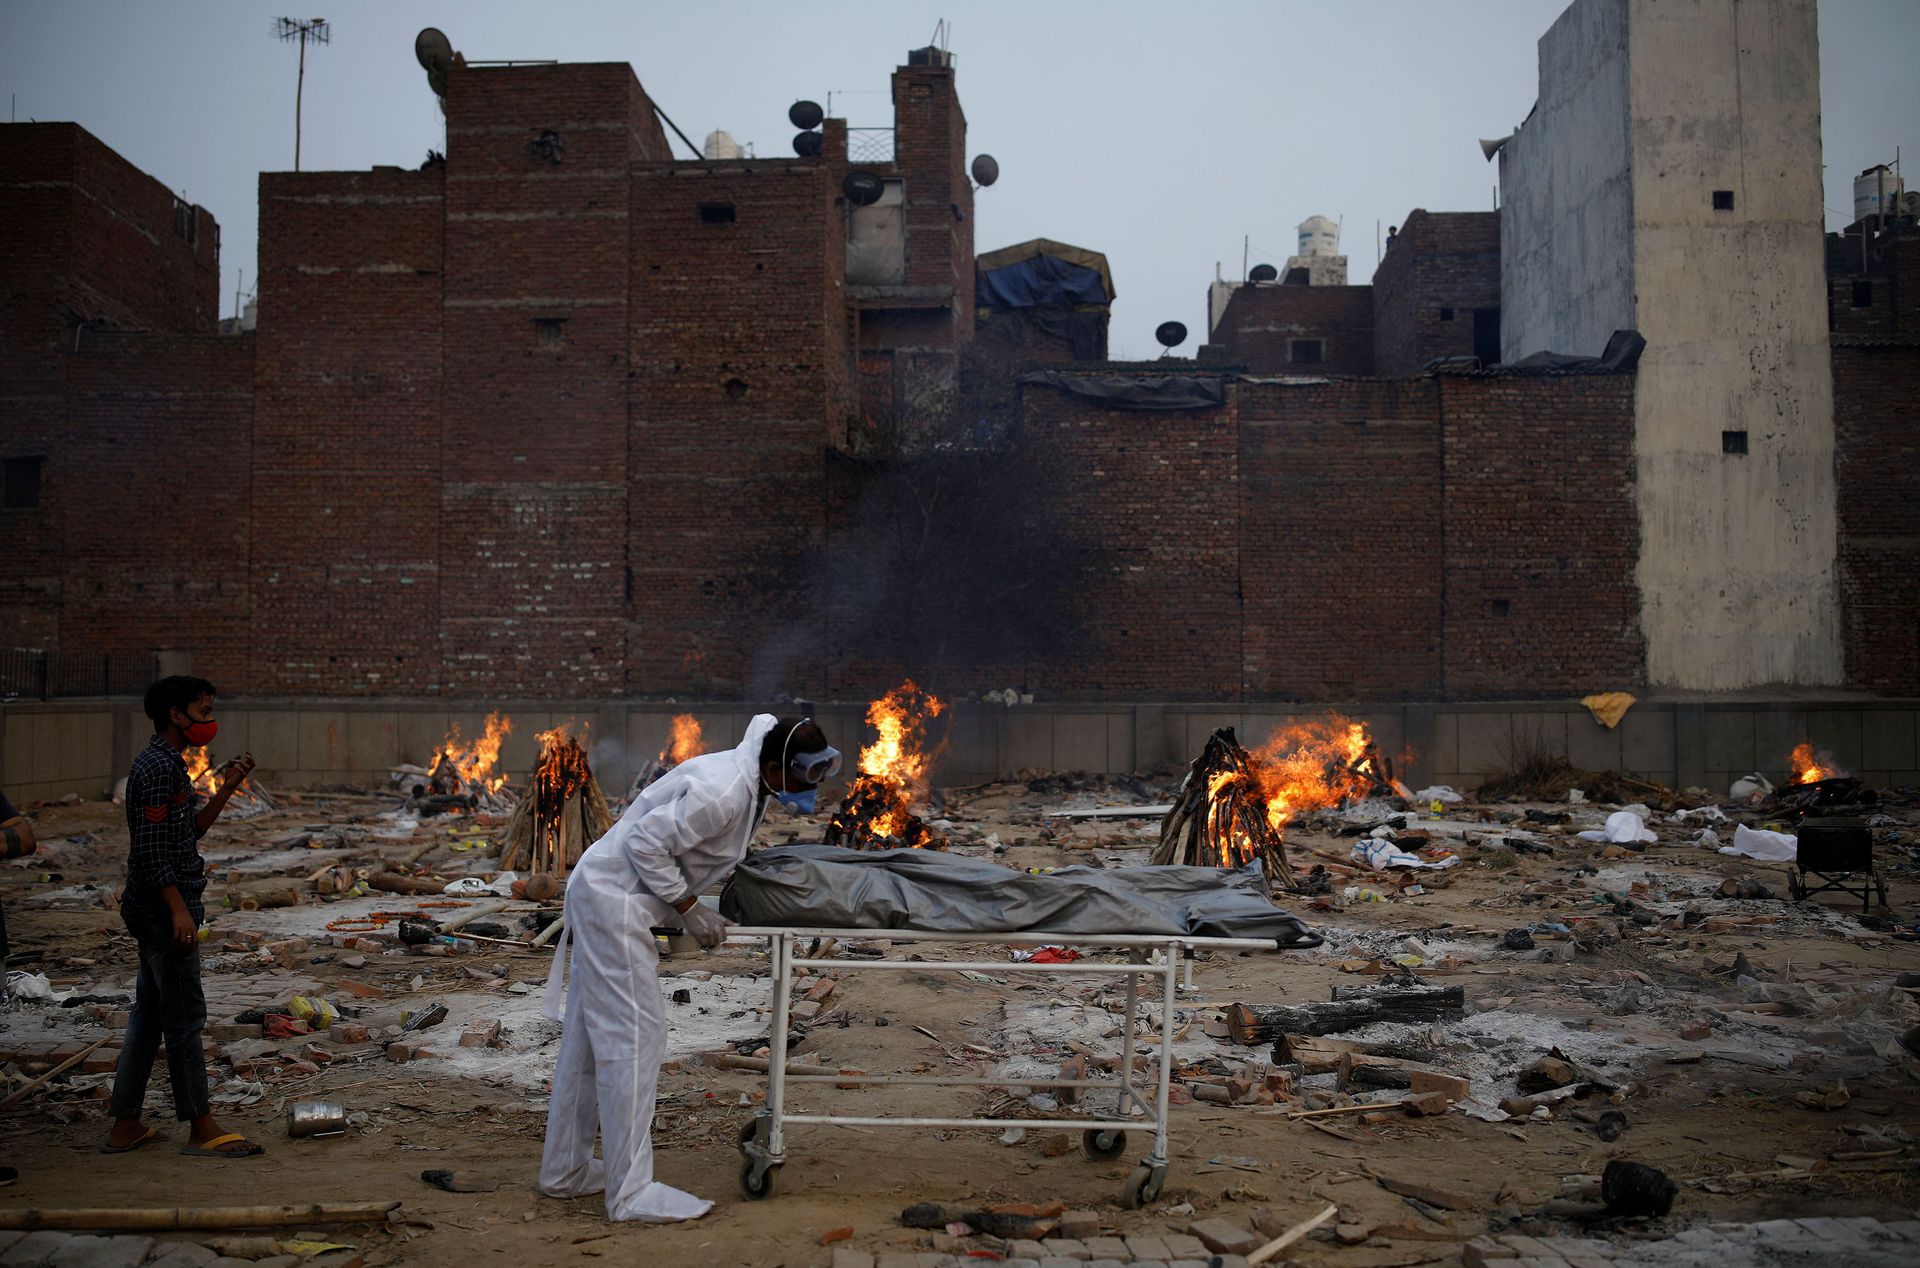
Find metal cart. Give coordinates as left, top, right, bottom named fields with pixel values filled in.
left=1787, top=817, right=1886, bottom=912
left=722, top=926, right=1274, bottom=1208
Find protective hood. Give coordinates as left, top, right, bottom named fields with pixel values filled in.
left=735, top=713, right=779, bottom=783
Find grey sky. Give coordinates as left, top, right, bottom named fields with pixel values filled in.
left=3, top=1, right=1912, bottom=359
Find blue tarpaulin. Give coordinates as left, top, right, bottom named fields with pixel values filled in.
left=976, top=253, right=1111, bottom=310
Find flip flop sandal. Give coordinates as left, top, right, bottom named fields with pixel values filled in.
left=99, top=1126, right=162, bottom=1154
left=180, top=1132, right=265, bottom=1159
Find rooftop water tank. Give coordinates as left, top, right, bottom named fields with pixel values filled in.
left=703, top=130, right=744, bottom=161
left=1853, top=165, right=1905, bottom=224
left=1297, top=215, right=1339, bottom=258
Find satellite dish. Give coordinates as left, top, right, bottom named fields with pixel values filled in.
left=792, top=131, right=824, bottom=158
left=1155, top=321, right=1188, bottom=349
left=969, top=154, right=999, bottom=187
left=843, top=171, right=884, bottom=206
left=788, top=100, right=824, bottom=130
left=1248, top=263, right=1279, bottom=283
left=415, top=27, right=453, bottom=73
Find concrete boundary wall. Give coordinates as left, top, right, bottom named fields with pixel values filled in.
left=3, top=697, right=1916, bottom=807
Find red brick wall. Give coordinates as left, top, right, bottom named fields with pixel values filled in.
left=436, top=64, right=660, bottom=697
left=889, top=61, right=971, bottom=348
left=1372, top=211, right=1500, bottom=376
left=251, top=166, right=445, bottom=694
left=59, top=333, right=254, bottom=684
left=0, top=123, right=222, bottom=655
left=1213, top=284, right=1375, bottom=376
left=1239, top=380, right=1443, bottom=699
left=1015, top=382, right=1244, bottom=698
left=1439, top=374, right=1643, bottom=696
left=626, top=161, right=845, bottom=697
left=1008, top=370, right=1643, bottom=700
left=1835, top=343, right=1920, bottom=693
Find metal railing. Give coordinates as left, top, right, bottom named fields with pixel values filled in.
left=0, top=648, right=160, bottom=700
left=846, top=127, right=895, bottom=164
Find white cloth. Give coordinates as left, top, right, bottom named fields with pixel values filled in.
left=1719, top=822, right=1797, bottom=862
left=539, top=713, right=777, bottom=1222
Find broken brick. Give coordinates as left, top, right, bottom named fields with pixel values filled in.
left=459, top=1019, right=502, bottom=1048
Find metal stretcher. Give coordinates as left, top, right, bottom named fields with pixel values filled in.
left=721, top=925, right=1274, bottom=1207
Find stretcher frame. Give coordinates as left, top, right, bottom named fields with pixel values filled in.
left=722, top=925, right=1274, bottom=1207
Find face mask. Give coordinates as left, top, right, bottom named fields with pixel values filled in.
left=177, top=713, right=218, bottom=747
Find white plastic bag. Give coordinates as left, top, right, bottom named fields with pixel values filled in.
left=1577, top=810, right=1657, bottom=845
left=1413, top=786, right=1464, bottom=804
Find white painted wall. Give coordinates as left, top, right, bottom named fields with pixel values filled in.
left=1500, top=0, right=1841, bottom=691
left=1627, top=0, right=1838, bottom=689
left=1500, top=0, right=1635, bottom=362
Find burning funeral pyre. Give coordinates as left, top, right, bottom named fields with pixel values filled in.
left=1154, top=716, right=1409, bottom=888
left=1768, top=741, right=1868, bottom=816
left=499, top=725, right=613, bottom=876
left=825, top=680, right=947, bottom=850
left=183, top=750, right=278, bottom=819
left=390, top=713, right=517, bottom=815
left=631, top=713, right=705, bottom=798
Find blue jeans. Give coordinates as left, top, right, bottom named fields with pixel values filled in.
left=108, top=910, right=210, bottom=1122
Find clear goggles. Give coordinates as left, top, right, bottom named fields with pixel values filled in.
left=787, top=746, right=843, bottom=785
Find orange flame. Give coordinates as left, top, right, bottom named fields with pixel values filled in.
left=662, top=714, right=705, bottom=767
left=827, top=680, right=946, bottom=848
left=1789, top=741, right=1835, bottom=785
left=535, top=724, right=594, bottom=803
left=430, top=713, right=512, bottom=795
left=184, top=749, right=220, bottom=796
left=1207, top=715, right=1408, bottom=865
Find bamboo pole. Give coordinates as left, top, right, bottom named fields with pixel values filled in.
left=0, top=1201, right=399, bottom=1232
left=0, top=1038, right=110, bottom=1109
left=1247, top=1202, right=1339, bottom=1265
left=531, top=915, right=566, bottom=948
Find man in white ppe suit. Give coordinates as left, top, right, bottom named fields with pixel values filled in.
left=539, top=714, right=839, bottom=1223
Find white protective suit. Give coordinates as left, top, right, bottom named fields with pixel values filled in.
left=539, top=713, right=777, bottom=1222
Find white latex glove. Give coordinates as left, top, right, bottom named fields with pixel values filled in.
left=678, top=901, right=731, bottom=950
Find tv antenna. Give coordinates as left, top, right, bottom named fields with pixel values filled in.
left=273, top=17, right=331, bottom=171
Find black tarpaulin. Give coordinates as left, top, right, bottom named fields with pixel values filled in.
left=1017, top=370, right=1228, bottom=411
left=719, top=844, right=1321, bottom=947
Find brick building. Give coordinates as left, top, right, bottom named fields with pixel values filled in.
left=1, top=37, right=1915, bottom=706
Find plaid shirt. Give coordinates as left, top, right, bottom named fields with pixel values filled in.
left=123, top=734, right=208, bottom=923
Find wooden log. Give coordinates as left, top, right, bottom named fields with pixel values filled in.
left=1272, top=1034, right=1446, bottom=1069
left=0, top=1202, right=400, bottom=1232
left=367, top=872, right=445, bottom=896
left=435, top=900, right=507, bottom=934
left=1231, top=985, right=1463, bottom=1041
left=1230, top=996, right=1460, bottom=1048
left=1336, top=1052, right=1413, bottom=1091
left=530, top=915, right=566, bottom=948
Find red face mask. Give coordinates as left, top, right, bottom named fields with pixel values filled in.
left=177, top=714, right=218, bottom=748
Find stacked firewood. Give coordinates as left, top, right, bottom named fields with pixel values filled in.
left=499, top=730, right=613, bottom=876
left=1153, top=727, right=1296, bottom=888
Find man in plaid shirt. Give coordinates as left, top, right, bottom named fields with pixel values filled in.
left=102, top=675, right=264, bottom=1159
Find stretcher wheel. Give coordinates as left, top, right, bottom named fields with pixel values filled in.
left=739, top=1158, right=775, bottom=1200
left=1080, top=1129, right=1127, bottom=1160
left=736, top=1119, right=758, bottom=1149
left=1119, top=1162, right=1165, bottom=1209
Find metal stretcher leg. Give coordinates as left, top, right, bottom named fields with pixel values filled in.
left=1118, top=942, right=1174, bottom=1207
left=738, top=932, right=787, bottom=1199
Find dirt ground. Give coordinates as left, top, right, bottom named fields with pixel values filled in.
left=2, top=774, right=1917, bottom=1267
